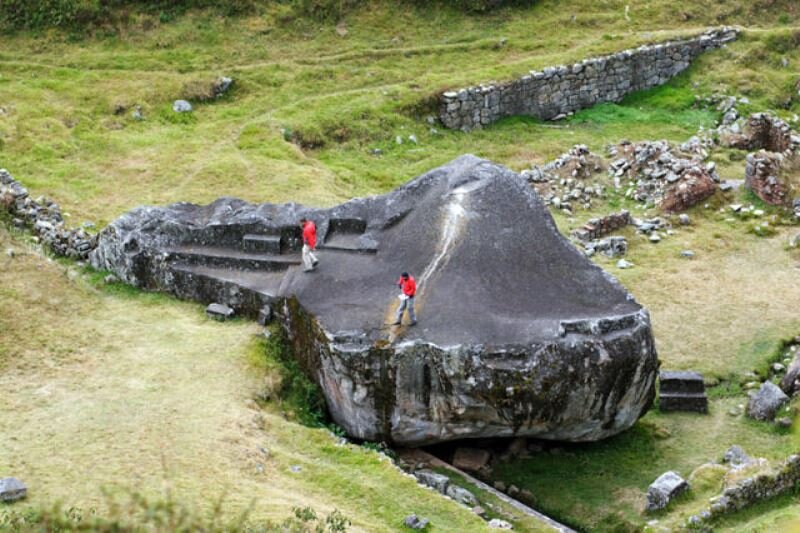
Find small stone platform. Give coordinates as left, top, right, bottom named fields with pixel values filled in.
left=659, top=370, right=708, bottom=413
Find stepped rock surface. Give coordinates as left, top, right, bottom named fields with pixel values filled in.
left=92, top=155, right=658, bottom=445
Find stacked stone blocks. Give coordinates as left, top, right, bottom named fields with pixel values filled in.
left=440, top=28, right=739, bottom=131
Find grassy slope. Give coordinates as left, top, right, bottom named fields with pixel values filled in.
left=2, top=0, right=800, bottom=531
left=0, top=225, right=490, bottom=531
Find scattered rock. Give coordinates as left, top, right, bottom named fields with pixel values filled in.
left=678, top=213, right=691, bottom=225
left=415, top=470, right=450, bottom=493
left=488, top=518, right=513, bottom=529
left=0, top=477, right=27, bottom=502
left=649, top=233, right=661, bottom=243
left=780, top=350, right=800, bottom=395
left=747, top=382, right=789, bottom=421
left=723, top=445, right=753, bottom=468
left=453, top=447, right=492, bottom=473
left=777, top=417, right=793, bottom=428
left=5, top=248, right=14, bottom=258
left=212, top=76, right=234, bottom=98
left=403, top=514, right=429, bottom=530
left=104, top=274, right=119, bottom=284
left=335, top=21, right=348, bottom=37
left=507, top=485, right=520, bottom=497
left=680, top=250, right=695, bottom=258
left=472, top=506, right=487, bottom=517
left=172, top=99, right=193, bottom=113
left=617, top=259, right=633, bottom=269
left=493, top=481, right=507, bottom=492
left=290, top=465, right=302, bottom=473
left=132, top=105, right=144, bottom=121
left=646, top=471, right=689, bottom=511
left=206, top=303, right=234, bottom=321
left=446, top=484, right=478, bottom=506
left=408, top=134, right=418, bottom=144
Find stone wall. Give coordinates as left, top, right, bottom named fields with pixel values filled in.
left=689, top=454, right=800, bottom=526
left=439, top=27, right=739, bottom=131
left=0, top=169, right=96, bottom=260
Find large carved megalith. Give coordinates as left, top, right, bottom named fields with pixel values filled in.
left=92, top=155, right=658, bottom=445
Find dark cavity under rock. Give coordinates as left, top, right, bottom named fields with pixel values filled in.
left=91, top=155, right=659, bottom=446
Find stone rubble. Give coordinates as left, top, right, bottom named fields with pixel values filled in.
left=0, top=169, right=97, bottom=260
left=688, top=453, right=800, bottom=526
left=607, top=139, right=719, bottom=212
left=403, top=514, right=429, bottom=530
left=413, top=469, right=479, bottom=508
left=571, top=210, right=631, bottom=241
left=523, top=145, right=607, bottom=212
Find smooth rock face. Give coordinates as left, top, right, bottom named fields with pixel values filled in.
left=747, top=382, right=789, bottom=421
left=91, top=155, right=659, bottom=446
left=0, top=477, right=27, bottom=502
left=646, top=471, right=688, bottom=511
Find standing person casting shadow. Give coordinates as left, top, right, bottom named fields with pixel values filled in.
left=393, top=272, right=417, bottom=326
left=300, top=217, right=319, bottom=272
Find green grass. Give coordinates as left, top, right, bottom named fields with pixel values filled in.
left=3, top=0, right=800, bottom=530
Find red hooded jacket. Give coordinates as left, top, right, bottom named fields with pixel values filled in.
left=302, top=221, right=317, bottom=250
left=397, top=275, right=416, bottom=298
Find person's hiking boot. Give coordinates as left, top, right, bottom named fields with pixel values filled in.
left=409, top=321, right=417, bottom=327
left=392, top=321, right=401, bottom=326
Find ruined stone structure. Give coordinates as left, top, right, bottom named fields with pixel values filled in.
left=92, top=155, right=659, bottom=446
left=0, top=169, right=96, bottom=260
left=728, top=113, right=800, bottom=207
left=439, top=27, right=739, bottom=131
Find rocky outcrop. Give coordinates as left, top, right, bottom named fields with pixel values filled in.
left=439, top=28, right=738, bottom=130
left=92, top=155, right=658, bottom=446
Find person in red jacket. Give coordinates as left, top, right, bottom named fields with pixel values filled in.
left=393, top=272, right=417, bottom=326
left=300, top=217, right=319, bottom=272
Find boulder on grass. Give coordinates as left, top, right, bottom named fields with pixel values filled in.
left=747, top=381, right=789, bottom=421
left=0, top=477, right=27, bottom=502
left=646, top=471, right=689, bottom=511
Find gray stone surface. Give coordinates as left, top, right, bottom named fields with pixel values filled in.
left=646, top=471, right=689, bottom=511
left=0, top=477, right=27, bottom=502
left=172, top=99, right=192, bottom=113
left=723, top=445, right=752, bottom=468
left=440, top=28, right=738, bottom=131
left=403, top=514, right=429, bottom=530
left=206, top=303, right=234, bottom=321
left=446, top=484, right=478, bottom=506
left=414, top=470, right=450, bottom=493
left=91, top=155, right=658, bottom=446
left=747, top=382, right=789, bottom=421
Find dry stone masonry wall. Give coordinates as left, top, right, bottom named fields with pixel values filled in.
left=439, top=27, right=739, bottom=131
left=0, top=169, right=96, bottom=260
